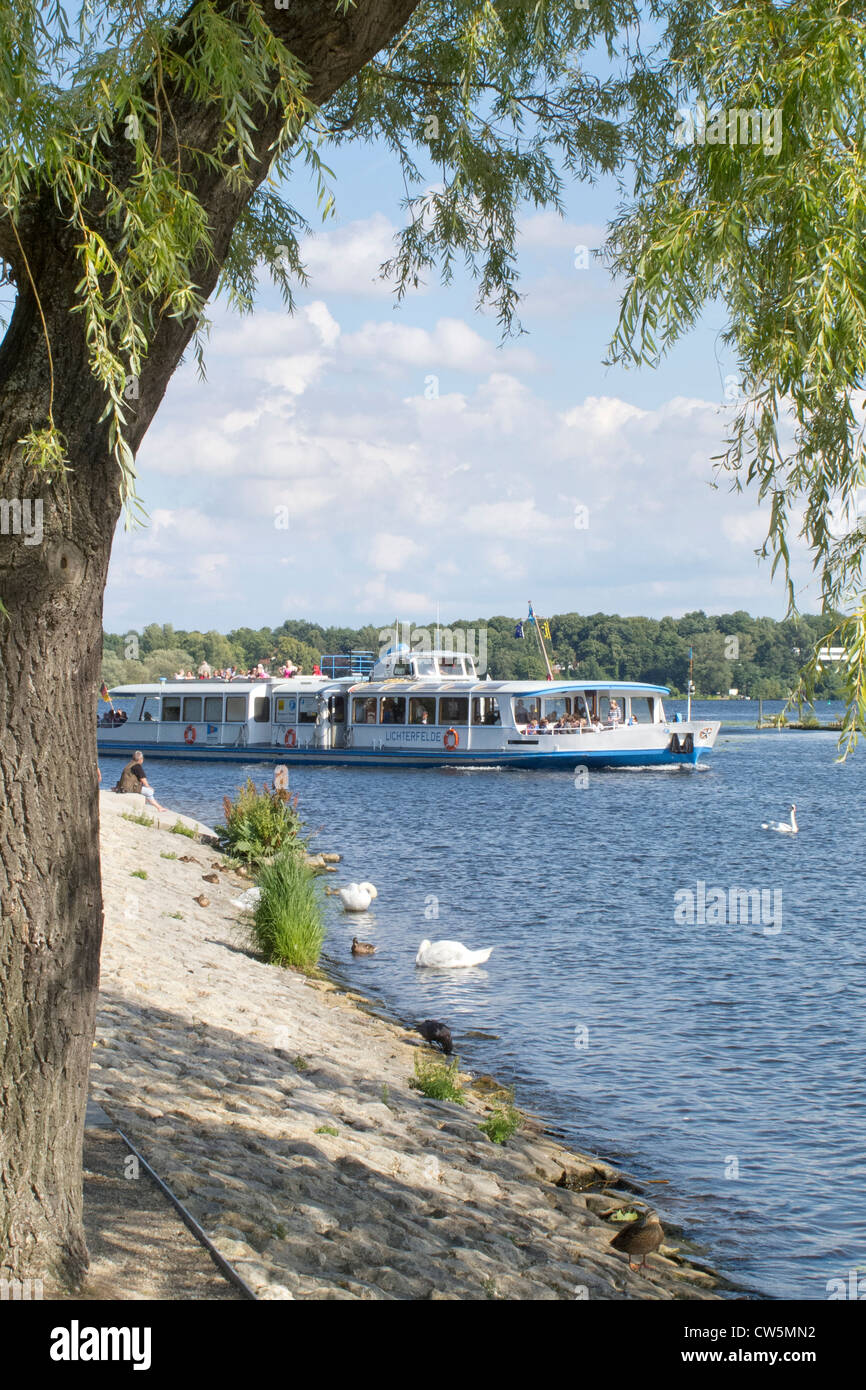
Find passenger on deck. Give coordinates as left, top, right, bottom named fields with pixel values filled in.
left=609, top=699, right=622, bottom=727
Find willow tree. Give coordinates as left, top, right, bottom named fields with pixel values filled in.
left=607, top=0, right=866, bottom=747
left=0, top=0, right=644, bottom=1287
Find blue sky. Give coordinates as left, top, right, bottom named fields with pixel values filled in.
left=104, top=135, right=814, bottom=635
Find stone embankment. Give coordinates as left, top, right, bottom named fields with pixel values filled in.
left=92, top=791, right=721, bottom=1301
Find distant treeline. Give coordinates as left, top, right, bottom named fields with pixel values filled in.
left=102, top=609, right=843, bottom=700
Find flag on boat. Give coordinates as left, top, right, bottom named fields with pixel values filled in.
left=99, top=682, right=110, bottom=701
left=540, top=619, right=551, bottom=639
left=514, top=622, right=524, bottom=638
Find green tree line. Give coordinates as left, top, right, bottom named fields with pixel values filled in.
left=103, top=609, right=844, bottom=701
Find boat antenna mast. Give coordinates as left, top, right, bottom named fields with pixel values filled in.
left=527, top=601, right=554, bottom=681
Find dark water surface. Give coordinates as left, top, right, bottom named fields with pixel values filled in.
left=99, top=700, right=865, bottom=1300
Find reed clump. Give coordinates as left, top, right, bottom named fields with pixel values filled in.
left=249, top=849, right=326, bottom=974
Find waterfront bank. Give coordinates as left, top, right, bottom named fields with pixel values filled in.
left=90, top=791, right=722, bottom=1300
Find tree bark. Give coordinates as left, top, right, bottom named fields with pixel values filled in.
left=0, top=0, right=419, bottom=1289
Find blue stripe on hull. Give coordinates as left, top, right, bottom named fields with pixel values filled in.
left=98, top=740, right=710, bottom=769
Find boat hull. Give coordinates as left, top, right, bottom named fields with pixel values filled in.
left=96, top=737, right=716, bottom=769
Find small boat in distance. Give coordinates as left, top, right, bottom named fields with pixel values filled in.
left=96, top=645, right=720, bottom=769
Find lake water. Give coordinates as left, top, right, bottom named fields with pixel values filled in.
left=99, top=700, right=866, bottom=1300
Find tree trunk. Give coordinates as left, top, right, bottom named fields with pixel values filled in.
left=0, top=0, right=419, bottom=1290
left=0, top=271, right=122, bottom=1288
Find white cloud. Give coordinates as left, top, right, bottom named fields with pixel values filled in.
left=109, top=292, right=811, bottom=631
left=342, top=318, right=536, bottom=373
left=299, top=214, right=399, bottom=296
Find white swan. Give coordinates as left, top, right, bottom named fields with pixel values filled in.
left=762, top=803, right=798, bottom=835
left=415, top=938, right=493, bottom=968
left=338, top=882, right=376, bottom=912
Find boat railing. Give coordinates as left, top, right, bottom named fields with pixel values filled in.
left=319, top=651, right=375, bottom=680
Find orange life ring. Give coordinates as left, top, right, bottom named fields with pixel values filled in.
left=284, top=728, right=297, bottom=748
left=184, top=724, right=196, bottom=744
left=443, top=727, right=459, bottom=750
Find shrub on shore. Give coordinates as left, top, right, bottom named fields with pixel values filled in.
left=410, top=1053, right=465, bottom=1105
left=249, top=850, right=326, bottom=973
left=216, top=779, right=305, bottom=865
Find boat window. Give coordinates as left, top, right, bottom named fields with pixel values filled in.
left=275, top=694, right=297, bottom=724
left=439, top=696, right=468, bottom=726
left=253, top=696, right=270, bottom=723
left=392, top=661, right=411, bottom=677
left=512, top=696, right=541, bottom=726
left=414, top=657, right=437, bottom=677
left=329, top=695, right=346, bottom=722
left=644, top=697, right=657, bottom=722
left=573, top=693, right=592, bottom=723
left=353, top=696, right=378, bottom=724
left=98, top=694, right=138, bottom=727
left=225, top=695, right=247, bottom=723
left=409, top=697, right=436, bottom=725
left=471, top=697, right=501, bottom=726
left=438, top=656, right=464, bottom=677
left=162, top=696, right=181, bottom=722
left=298, top=696, right=318, bottom=724
left=380, top=696, right=406, bottom=725
left=204, top=696, right=223, bottom=723
left=543, top=697, right=571, bottom=721
left=183, top=696, right=202, bottom=721
left=141, top=696, right=160, bottom=723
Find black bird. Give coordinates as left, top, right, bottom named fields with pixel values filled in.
left=416, top=1019, right=453, bottom=1055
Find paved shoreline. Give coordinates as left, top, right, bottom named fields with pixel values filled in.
left=90, top=791, right=722, bottom=1300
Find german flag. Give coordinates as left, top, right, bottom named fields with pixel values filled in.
left=99, top=682, right=110, bottom=701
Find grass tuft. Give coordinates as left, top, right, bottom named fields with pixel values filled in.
left=248, top=850, right=326, bottom=973
left=122, top=811, right=154, bottom=827
left=315, top=1125, right=339, bottom=1137
left=410, top=1053, right=465, bottom=1105
left=169, top=821, right=196, bottom=839
left=160, top=850, right=178, bottom=860
left=130, top=869, right=147, bottom=880
left=479, top=1093, right=522, bottom=1145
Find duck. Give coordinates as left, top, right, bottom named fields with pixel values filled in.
left=415, top=939, right=493, bottom=968
left=761, top=802, right=798, bottom=834
left=416, top=1019, right=453, bottom=1054
left=338, top=882, right=378, bottom=912
left=351, top=938, right=376, bottom=956
left=609, top=1211, right=664, bottom=1271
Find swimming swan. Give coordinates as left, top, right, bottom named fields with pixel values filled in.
left=415, top=939, right=493, bottom=968
left=761, top=803, right=798, bottom=834
left=338, top=882, right=377, bottom=911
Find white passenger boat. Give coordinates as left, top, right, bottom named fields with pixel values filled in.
left=97, top=646, right=720, bottom=768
